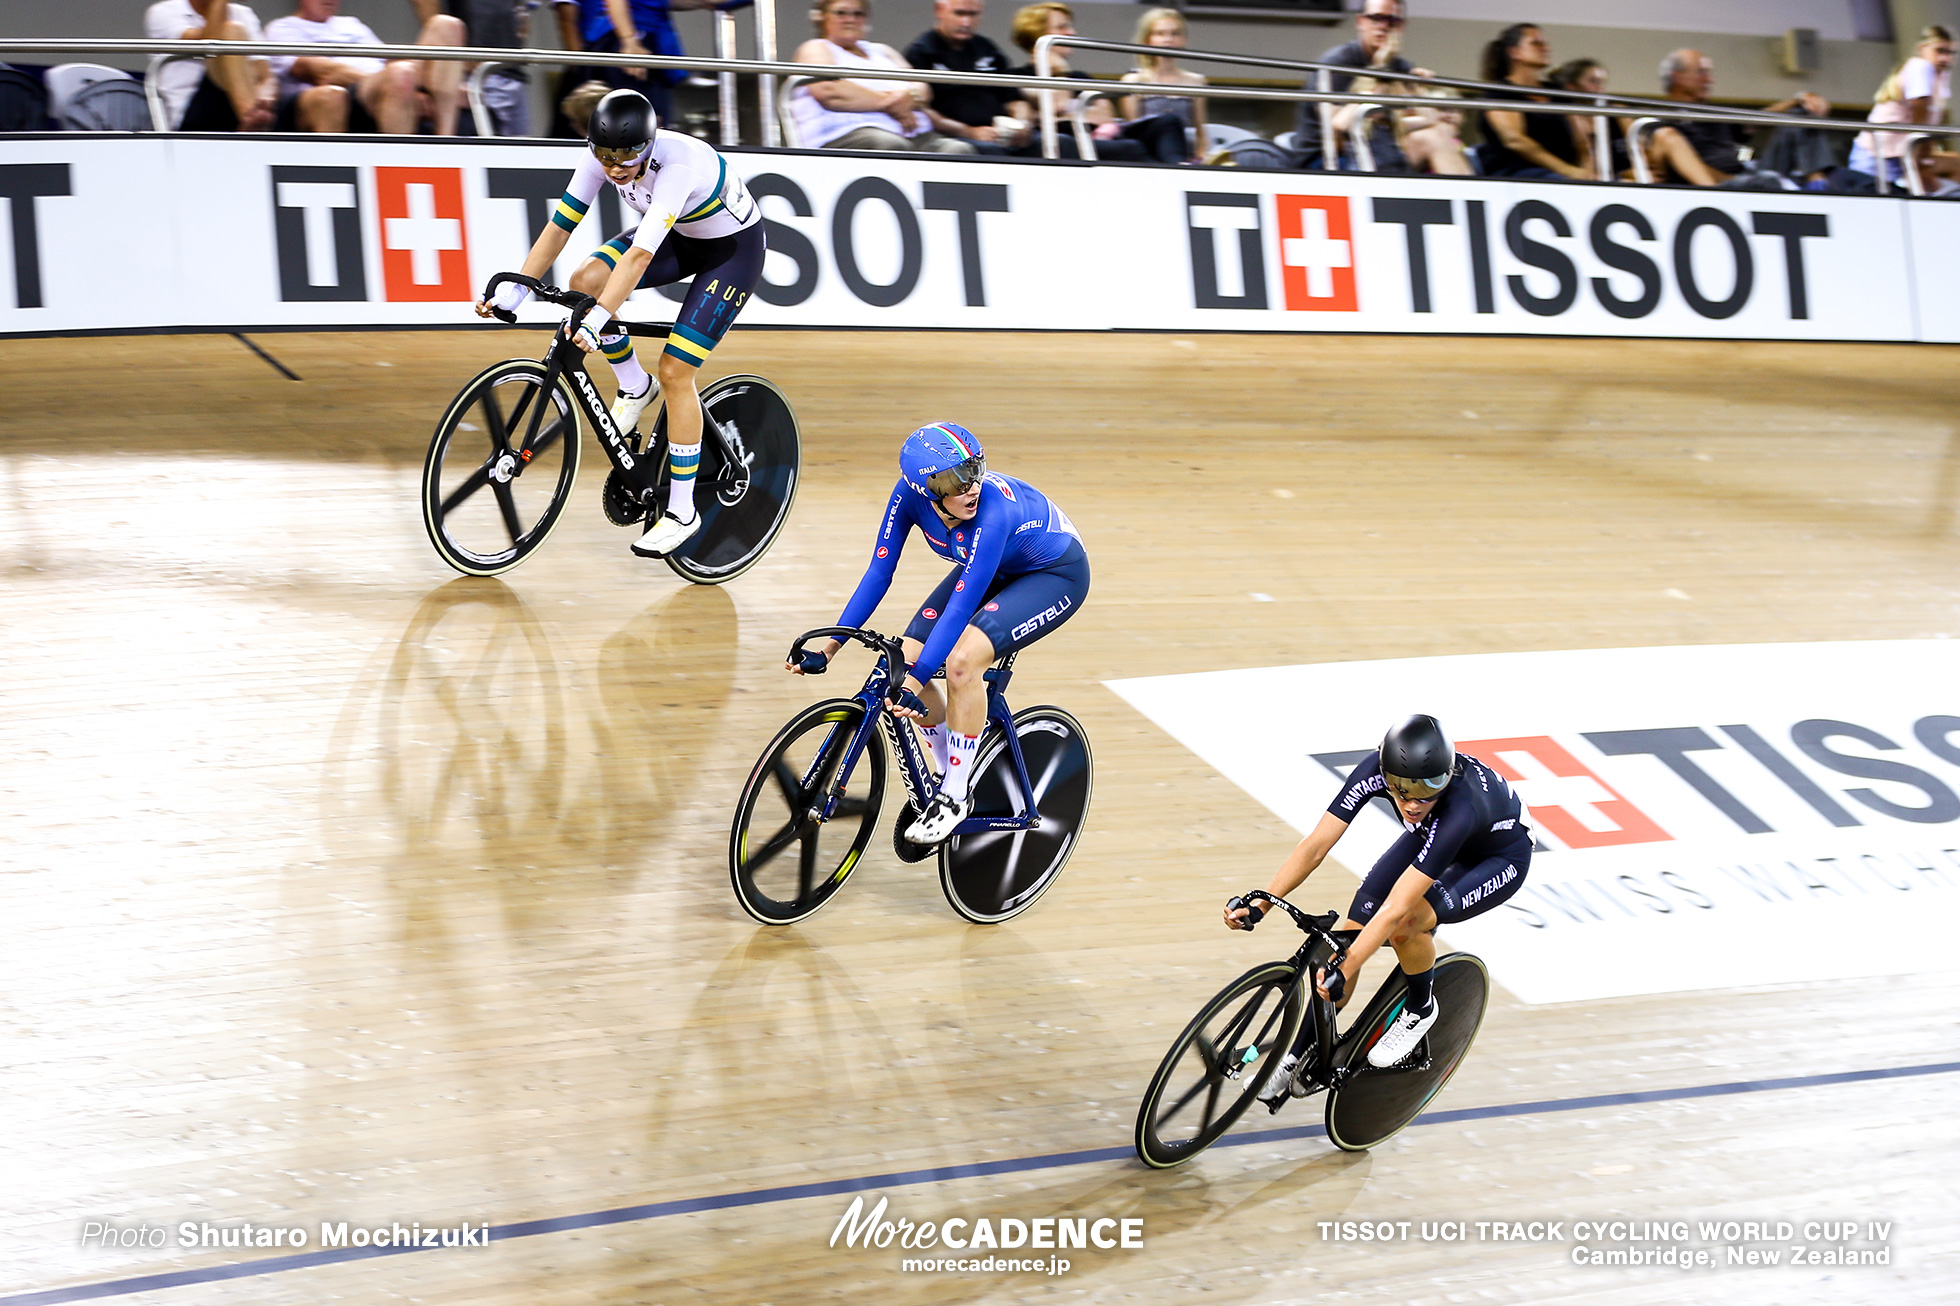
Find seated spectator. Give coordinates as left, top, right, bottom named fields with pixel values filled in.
left=266, top=0, right=466, bottom=134
left=1119, top=7, right=1205, bottom=162
left=790, top=0, right=976, bottom=153
left=1476, top=23, right=1592, bottom=180
left=1548, top=58, right=1629, bottom=177
left=1007, top=1, right=1179, bottom=163
left=435, top=0, right=533, bottom=135
left=1293, top=0, right=1427, bottom=170
left=905, top=0, right=1029, bottom=152
left=145, top=0, right=275, bottom=130
left=1653, top=48, right=1830, bottom=188
left=1849, top=25, right=1958, bottom=192
left=559, top=76, right=611, bottom=135
left=1324, top=27, right=1467, bottom=174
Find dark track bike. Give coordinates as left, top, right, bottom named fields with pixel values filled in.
left=728, top=626, right=1093, bottom=926
left=422, top=272, right=800, bottom=584
left=1135, top=891, right=1490, bottom=1166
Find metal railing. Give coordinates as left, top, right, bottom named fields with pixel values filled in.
left=11, top=36, right=1960, bottom=195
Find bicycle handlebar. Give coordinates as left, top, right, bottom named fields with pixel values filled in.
left=481, top=272, right=601, bottom=335
left=1238, top=891, right=1351, bottom=974
left=788, top=627, right=911, bottom=699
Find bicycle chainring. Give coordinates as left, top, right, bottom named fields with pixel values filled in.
left=602, top=468, right=651, bottom=526
left=892, top=801, right=935, bottom=863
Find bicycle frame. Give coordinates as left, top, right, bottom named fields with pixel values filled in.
left=788, top=626, right=1047, bottom=839
left=480, top=272, right=750, bottom=503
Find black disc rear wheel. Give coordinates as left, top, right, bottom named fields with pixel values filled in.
left=1135, top=961, right=1305, bottom=1168
left=728, top=699, right=886, bottom=925
left=658, top=374, right=801, bottom=585
left=938, top=707, right=1092, bottom=924
left=1324, top=952, right=1490, bottom=1152
left=422, top=359, right=581, bottom=576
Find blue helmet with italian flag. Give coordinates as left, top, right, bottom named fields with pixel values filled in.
left=899, top=422, right=985, bottom=502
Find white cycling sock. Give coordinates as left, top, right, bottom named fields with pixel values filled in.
left=918, top=723, right=950, bottom=776
left=601, top=333, right=649, bottom=398
left=665, top=442, right=700, bottom=521
left=939, top=730, right=981, bottom=802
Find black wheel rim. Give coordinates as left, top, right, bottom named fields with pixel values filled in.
left=1326, top=955, right=1489, bottom=1151
left=942, top=710, right=1090, bottom=921
left=732, top=705, right=883, bottom=923
left=667, top=376, right=799, bottom=582
left=426, top=366, right=578, bottom=573
left=1138, top=968, right=1298, bottom=1165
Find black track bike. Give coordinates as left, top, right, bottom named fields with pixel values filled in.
left=422, top=273, right=800, bottom=584
left=1135, top=891, right=1490, bottom=1165
left=728, top=626, right=1093, bottom=926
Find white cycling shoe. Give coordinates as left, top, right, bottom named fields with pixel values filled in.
left=631, top=510, right=701, bottom=558
left=904, top=790, right=972, bottom=844
left=1367, top=997, right=1439, bottom=1068
left=1257, top=1051, right=1302, bottom=1103
left=610, top=382, right=654, bottom=436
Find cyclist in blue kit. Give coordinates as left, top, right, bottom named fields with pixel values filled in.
left=476, top=87, right=762, bottom=559
left=789, top=422, right=1090, bottom=845
left=1226, top=715, right=1532, bottom=1084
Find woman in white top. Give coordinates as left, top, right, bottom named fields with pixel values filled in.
left=1851, top=25, right=1957, bottom=190
left=791, top=0, right=976, bottom=152
left=1118, top=7, right=1206, bottom=162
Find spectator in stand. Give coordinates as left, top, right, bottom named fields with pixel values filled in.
left=567, top=0, right=716, bottom=127
left=1007, top=1, right=1181, bottom=162
left=267, top=0, right=466, bottom=133
left=1849, top=25, right=1958, bottom=192
left=905, top=0, right=1029, bottom=152
left=560, top=76, right=612, bottom=134
left=145, top=0, right=276, bottom=130
left=433, top=0, right=533, bottom=135
left=791, top=0, right=976, bottom=153
left=1119, top=7, right=1205, bottom=162
left=1652, top=49, right=1830, bottom=188
left=1292, top=0, right=1432, bottom=170
left=1476, top=22, right=1591, bottom=180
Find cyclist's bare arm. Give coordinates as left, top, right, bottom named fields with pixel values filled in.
left=596, top=245, right=655, bottom=317
left=1224, top=811, right=1349, bottom=929
left=1319, top=864, right=1433, bottom=999
left=473, top=223, right=574, bottom=317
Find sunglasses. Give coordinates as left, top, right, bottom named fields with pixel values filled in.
left=592, top=145, right=644, bottom=167
left=1359, top=13, right=1406, bottom=26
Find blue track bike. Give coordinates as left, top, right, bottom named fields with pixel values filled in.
left=728, top=626, right=1093, bottom=925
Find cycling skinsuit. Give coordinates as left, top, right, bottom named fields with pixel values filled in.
left=550, top=130, right=764, bottom=368
left=836, top=472, right=1090, bottom=681
left=1328, top=752, right=1533, bottom=926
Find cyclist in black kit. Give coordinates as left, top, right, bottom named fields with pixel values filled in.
left=1225, top=714, right=1531, bottom=1087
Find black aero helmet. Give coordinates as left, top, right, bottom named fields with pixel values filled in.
left=1380, top=714, right=1454, bottom=802
left=588, top=89, right=655, bottom=164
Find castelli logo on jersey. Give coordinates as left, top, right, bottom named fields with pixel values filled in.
left=985, top=603, right=999, bottom=612
left=923, top=608, right=938, bottom=619
left=955, top=582, right=965, bottom=592
left=877, top=547, right=889, bottom=558
left=955, top=532, right=964, bottom=541
left=949, top=756, right=962, bottom=766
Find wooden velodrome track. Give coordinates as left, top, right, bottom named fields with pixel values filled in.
left=3, top=326, right=1957, bottom=1306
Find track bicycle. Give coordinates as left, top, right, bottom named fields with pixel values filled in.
left=1134, top=891, right=1490, bottom=1165
left=728, top=625, right=1093, bottom=926
left=421, top=272, right=801, bottom=584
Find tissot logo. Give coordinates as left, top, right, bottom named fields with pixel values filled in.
left=375, top=167, right=470, bottom=301
left=1184, top=190, right=1834, bottom=322
left=271, top=164, right=366, bottom=303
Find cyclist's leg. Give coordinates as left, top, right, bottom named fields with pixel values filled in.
left=1425, top=843, right=1531, bottom=926
left=900, top=568, right=968, bottom=774
left=649, top=226, right=765, bottom=525
left=571, top=229, right=677, bottom=407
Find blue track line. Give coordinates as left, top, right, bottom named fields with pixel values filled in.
left=11, top=1058, right=1957, bottom=1306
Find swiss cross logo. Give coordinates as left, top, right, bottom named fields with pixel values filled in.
left=1275, top=196, right=1357, bottom=312
left=375, top=167, right=469, bottom=301
left=1463, top=735, right=1671, bottom=849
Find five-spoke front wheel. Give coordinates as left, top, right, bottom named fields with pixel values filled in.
left=728, top=699, right=887, bottom=925
left=422, top=359, right=581, bottom=576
